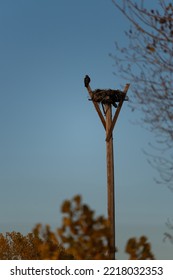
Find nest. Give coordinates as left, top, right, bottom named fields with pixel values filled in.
left=90, top=89, right=128, bottom=108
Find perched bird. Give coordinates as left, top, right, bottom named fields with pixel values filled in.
left=84, top=75, right=91, bottom=88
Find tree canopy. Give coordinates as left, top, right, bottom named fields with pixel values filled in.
left=111, top=0, right=173, bottom=187
left=0, top=195, right=154, bottom=260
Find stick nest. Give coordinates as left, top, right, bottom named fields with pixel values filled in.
left=90, top=89, right=128, bottom=107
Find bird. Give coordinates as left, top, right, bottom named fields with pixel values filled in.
left=84, top=75, right=91, bottom=88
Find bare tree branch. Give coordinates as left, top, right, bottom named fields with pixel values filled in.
left=111, top=0, right=173, bottom=186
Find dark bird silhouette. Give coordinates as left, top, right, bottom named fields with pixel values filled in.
left=84, top=75, right=91, bottom=88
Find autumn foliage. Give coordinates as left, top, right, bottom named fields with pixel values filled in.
left=0, top=225, right=71, bottom=260
left=125, top=236, right=154, bottom=260
left=0, top=195, right=154, bottom=260
left=57, top=195, right=112, bottom=259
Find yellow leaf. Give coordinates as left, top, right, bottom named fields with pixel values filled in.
left=61, top=200, right=71, bottom=213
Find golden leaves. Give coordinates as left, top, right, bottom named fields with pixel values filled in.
left=0, top=195, right=155, bottom=260
left=58, top=195, right=112, bottom=260
left=61, top=200, right=71, bottom=213
left=125, top=236, right=155, bottom=260
left=0, top=226, right=72, bottom=260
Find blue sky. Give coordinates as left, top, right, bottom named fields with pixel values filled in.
left=0, top=0, right=172, bottom=259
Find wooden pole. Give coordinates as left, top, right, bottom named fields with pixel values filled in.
left=105, top=104, right=115, bottom=259
left=106, top=84, right=130, bottom=142
left=84, top=77, right=130, bottom=260
left=86, top=85, right=106, bottom=130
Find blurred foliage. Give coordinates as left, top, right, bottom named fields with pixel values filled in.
left=0, top=231, right=36, bottom=260
left=0, top=195, right=155, bottom=259
left=57, top=195, right=113, bottom=259
left=125, top=236, right=155, bottom=260
left=0, top=225, right=72, bottom=260
left=32, top=224, right=74, bottom=259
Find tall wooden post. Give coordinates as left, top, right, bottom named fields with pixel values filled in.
left=105, top=104, right=115, bottom=259
left=84, top=76, right=130, bottom=260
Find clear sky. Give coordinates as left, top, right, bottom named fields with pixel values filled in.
left=0, top=0, right=172, bottom=259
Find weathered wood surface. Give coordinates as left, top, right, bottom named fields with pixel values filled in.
left=106, top=84, right=130, bottom=142
left=105, top=104, right=115, bottom=259
left=84, top=76, right=130, bottom=260
left=86, top=84, right=106, bottom=130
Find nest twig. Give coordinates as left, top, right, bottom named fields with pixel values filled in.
left=89, top=89, right=128, bottom=108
